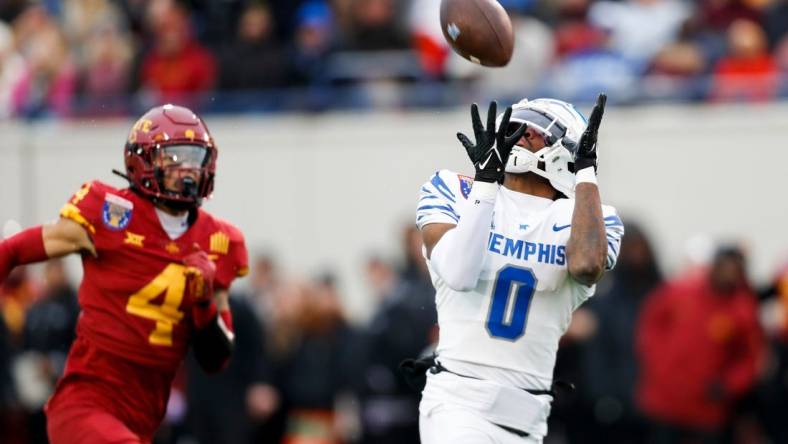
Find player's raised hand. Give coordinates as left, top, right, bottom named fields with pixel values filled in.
left=457, top=102, right=525, bottom=184
left=184, top=245, right=216, bottom=306
left=574, top=93, right=607, bottom=172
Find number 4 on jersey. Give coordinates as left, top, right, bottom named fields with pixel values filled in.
left=126, top=264, right=187, bottom=346
left=486, top=265, right=537, bottom=340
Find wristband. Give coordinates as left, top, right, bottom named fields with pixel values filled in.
left=469, top=181, right=499, bottom=203
left=575, top=167, right=598, bottom=186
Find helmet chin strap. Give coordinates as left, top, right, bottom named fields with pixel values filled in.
left=506, top=145, right=556, bottom=174
left=505, top=144, right=575, bottom=197
left=181, top=176, right=199, bottom=201
left=153, top=175, right=203, bottom=213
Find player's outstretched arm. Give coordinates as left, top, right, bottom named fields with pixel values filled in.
left=566, top=94, right=608, bottom=286
left=43, top=218, right=98, bottom=258
left=423, top=103, right=525, bottom=291
left=0, top=218, right=95, bottom=283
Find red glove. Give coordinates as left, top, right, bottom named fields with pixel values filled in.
left=184, top=246, right=216, bottom=307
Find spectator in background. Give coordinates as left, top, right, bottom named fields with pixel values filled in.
left=553, top=0, right=607, bottom=58
left=686, top=0, right=765, bottom=64
left=0, top=315, right=16, bottom=444
left=0, top=0, right=26, bottom=23
left=541, top=0, right=640, bottom=101
left=245, top=255, right=288, bottom=443
left=0, top=20, right=24, bottom=119
left=753, top=260, right=788, bottom=443
left=636, top=246, right=765, bottom=443
left=408, top=0, right=449, bottom=78
left=644, top=34, right=708, bottom=100
left=399, top=224, right=430, bottom=291
left=249, top=254, right=280, bottom=324
left=79, top=23, right=133, bottom=113
left=711, top=19, right=778, bottom=101
left=648, top=39, right=707, bottom=79
left=187, top=0, right=248, bottom=47
left=268, top=0, right=310, bottom=43
left=542, top=42, right=639, bottom=103
left=694, top=0, right=764, bottom=33
left=764, top=0, right=788, bottom=48
left=579, top=223, right=661, bottom=443
left=186, top=293, right=280, bottom=444
left=60, top=0, right=125, bottom=58
left=0, top=267, right=38, bottom=349
left=588, top=0, right=691, bottom=69
left=338, top=0, right=409, bottom=51
left=397, top=225, right=438, bottom=337
left=10, top=5, right=76, bottom=117
left=218, top=3, right=290, bottom=92
left=60, top=0, right=133, bottom=113
left=291, top=1, right=335, bottom=86
left=19, top=259, right=78, bottom=444
left=353, top=255, right=432, bottom=444
left=139, top=1, right=216, bottom=106
left=22, top=260, right=78, bottom=376
left=269, top=277, right=355, bottom=444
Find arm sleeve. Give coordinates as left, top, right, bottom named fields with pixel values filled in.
left=428, top=180, right=498, bottom=292
left=602, top=207, right=625, bottom=271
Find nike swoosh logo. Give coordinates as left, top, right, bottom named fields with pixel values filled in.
left=552, top=223, right=571, bottom=232
left=478, top=152, right=494, bottom=170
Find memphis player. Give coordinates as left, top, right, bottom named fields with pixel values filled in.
left=416, top=94, right=623, bottom=443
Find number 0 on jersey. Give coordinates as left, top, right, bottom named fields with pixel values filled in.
left=486, top=266, right=537, bottom=340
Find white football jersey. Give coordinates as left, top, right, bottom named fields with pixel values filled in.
left=417, top=170, right=624, bottom=391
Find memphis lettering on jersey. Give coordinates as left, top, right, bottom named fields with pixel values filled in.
left=487, top=232, right=566, bottom=266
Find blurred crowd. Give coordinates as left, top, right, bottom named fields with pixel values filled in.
left=1, top=0, right=788, bottom=117
left=1, top=219, right=788, bottom=444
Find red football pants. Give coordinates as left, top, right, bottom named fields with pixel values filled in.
left=45, top=336, right=173, bottom=443
left=47, top=402, right=147, bottom=444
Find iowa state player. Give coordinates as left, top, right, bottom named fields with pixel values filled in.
left=0, top=104, right=248, bottom=443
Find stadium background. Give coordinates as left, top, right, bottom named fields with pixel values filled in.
left=1, top=0, right=788, bottom=443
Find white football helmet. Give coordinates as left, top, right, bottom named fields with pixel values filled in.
left=497, top=98, right=588, bottom=198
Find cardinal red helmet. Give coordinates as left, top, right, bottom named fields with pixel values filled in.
left=124, top=104, right=217, bottom=209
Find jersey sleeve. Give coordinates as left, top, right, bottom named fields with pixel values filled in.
left=59, top=181, right=108, bottom=235
left=602, top=205, right=624, bottom=270
left=416, top=170, right=472, bottom=230
left=214, top=222, right=248, bottom=290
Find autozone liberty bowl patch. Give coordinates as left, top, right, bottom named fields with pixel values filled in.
left=458, top=175, right=473, bottom=199
left=102, top=194, right=133, bottom=231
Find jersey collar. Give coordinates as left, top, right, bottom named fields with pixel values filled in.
left=499, top=185, right=554, bottom=209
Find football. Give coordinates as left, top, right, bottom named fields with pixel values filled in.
left=440, top=0, right=514, bottom=67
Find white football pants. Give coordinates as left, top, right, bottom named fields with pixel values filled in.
left=419, top=371, right=546, bottom=444
left=420, top=401, right=542, bottom=444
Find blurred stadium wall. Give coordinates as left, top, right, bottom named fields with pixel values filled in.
left=1, top=103, right=785, bottom=320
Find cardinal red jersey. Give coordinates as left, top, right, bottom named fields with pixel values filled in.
left=58, top=180, right=248, bottom=369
